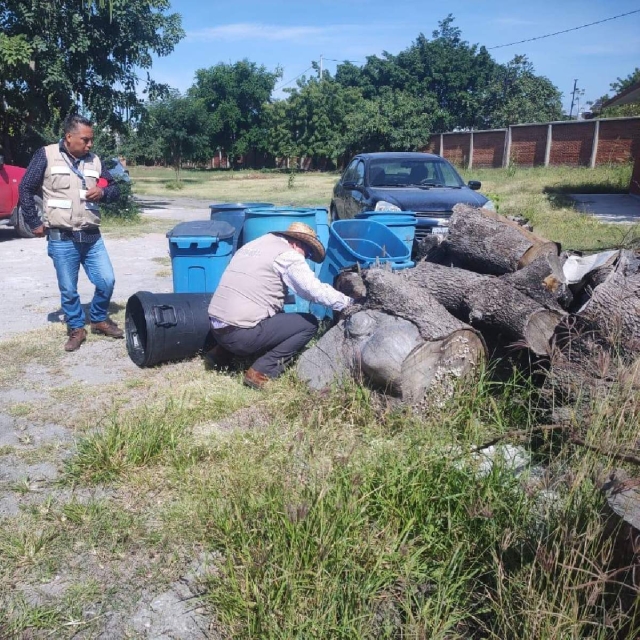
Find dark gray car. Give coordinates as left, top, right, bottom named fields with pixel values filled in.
left=331, top=152, right=494, bottom=240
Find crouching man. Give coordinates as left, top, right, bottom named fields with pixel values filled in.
left=207, top=222, right=352, bottom=389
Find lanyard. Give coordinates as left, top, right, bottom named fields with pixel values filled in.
left=60, top=145, right=87, bottom=189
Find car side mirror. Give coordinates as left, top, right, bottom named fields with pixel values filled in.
left=0, top=155, right=4, bottom=169
left=468, top=180, right=481, bottom=191
left=342, top=180, right=357, bottom=189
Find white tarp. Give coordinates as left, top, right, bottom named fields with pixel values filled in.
left=562, top=250, right=619, bottom=285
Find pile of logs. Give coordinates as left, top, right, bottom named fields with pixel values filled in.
left=297, top=203, right=640, bottom=407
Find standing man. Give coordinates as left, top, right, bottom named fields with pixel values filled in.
left=19, top=114, right=124, bottom=352
left=208, top=222, right=352, bottom=389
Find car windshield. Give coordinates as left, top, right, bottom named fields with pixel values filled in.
left=368, top=158, right=464, bottom=188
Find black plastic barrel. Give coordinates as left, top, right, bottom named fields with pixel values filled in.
left=125, top=291, right=214, bottom=367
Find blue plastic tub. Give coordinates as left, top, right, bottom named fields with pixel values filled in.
left=242, top=207, right=317, bottom=245
left=355, top=211, right=417, bottom=254
left=209, top=202, right=274, bottom=252
left=317, top=219, right=413, bottom=288
left=167, top=220, right=236, bottom=294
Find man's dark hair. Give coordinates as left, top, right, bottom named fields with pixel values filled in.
left=63, top=113, right=93, bottom=135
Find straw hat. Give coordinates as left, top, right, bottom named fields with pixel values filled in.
left=278, top=222, right=325, bottom=263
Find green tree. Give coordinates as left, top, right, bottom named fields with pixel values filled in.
left=0, top=0, right=183, bottom=164
left=484, top=55, right=563, bottom=127
left=345, top=88, right=436, bottom=153
left=596, top=67, right=640, bottom=118
left=138, top=93, right=210, bottom=181
left=265, top=77, right=365, bottom=168
left=189, top=60, right=281, bottom=163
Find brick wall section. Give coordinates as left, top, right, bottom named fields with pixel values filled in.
left=596, top=119, right=640, bottom=164
left=424, top=137, right=440, bottom=154
left=510, top=125, right=547, bottom=166
left=473, top=131, right=506, bottom=167
left=442, top=133, right=470, bottom=167
left=631, top=157, right=640, bottom=196
left=549, top=122, right=594, bottom=166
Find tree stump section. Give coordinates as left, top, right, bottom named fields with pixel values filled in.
left=402, top=262, right=564, bottom=356
left=297, top=271, right=486, bottom=403
left=444, top=203, right=559, bottom=275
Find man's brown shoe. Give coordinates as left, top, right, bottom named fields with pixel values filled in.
left=64, top=327, right=87, bottom=352
left=243, top=367, right=270, bottom=390
left=90, top=319, right=124, bottom=338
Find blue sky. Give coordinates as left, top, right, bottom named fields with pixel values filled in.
left=149, top=0, right=640, bottom=117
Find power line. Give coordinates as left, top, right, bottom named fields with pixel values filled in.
left=323, top=57, right=364, bottom=64
left=274, top=65, right=314, bottom=91
left=488, top=8, right=640, bottom=50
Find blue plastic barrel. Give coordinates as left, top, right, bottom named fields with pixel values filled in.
left=242, top=207, right=317, bottom=245
left=355, top=211, right=417, bottom=254
left=209, top=202, right=274, bottom=252
left=167, top=220, right=236, bottom=294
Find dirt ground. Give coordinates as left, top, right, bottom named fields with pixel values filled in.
left=0, top=197, right=223, bottom=638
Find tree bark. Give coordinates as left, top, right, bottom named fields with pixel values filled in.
left=444, top=203, right=559, bottom=275
left=578, top=255, right=640, bottom=353
left=501, top=253, right=572, bottom=312
left=401, top=261, right=565, bottom=356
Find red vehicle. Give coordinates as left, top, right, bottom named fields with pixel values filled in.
left=0, top=154, right=42, bottom=237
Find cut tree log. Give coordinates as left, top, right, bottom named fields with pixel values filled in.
left=577, top=250, right=640, bottom=353
left=297, top=270, right=486, bottom=403
left=444, top=203, right=559, bottom=275
left=401, top=261, right=565, bottom=356
left=500, top=253, right=573, bottom=312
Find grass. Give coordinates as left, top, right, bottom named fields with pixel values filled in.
left=2, top=163, right=639, bottom=637
left=129, top=166, right=338, bottom=205
left=460, top=163, right=639, bottom=251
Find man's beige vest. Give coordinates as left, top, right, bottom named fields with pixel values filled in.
left=42, top=144, right=102, bottom=230
left=208, top=233, right=291, bottom=328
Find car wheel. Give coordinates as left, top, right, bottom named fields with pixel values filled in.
left=16, top=195, right=44, bottom=239
left=329, top=204, right=339, bottom=223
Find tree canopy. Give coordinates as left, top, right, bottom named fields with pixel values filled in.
left=596, top=67, right=640, bottom=118
left=0, top=0, right=183, bottom=163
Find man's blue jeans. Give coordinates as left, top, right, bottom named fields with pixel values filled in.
left=47, top=237, right=116, bottom=330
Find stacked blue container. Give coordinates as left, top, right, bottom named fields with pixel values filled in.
left=354, top=211, right=417, bottom=258
left=209, top=202, right=274, bottom=252
left=167, top=220, right=236, bottom=294
left=318, top=219, right=414, bottom=290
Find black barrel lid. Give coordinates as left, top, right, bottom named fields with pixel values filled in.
left=166, top=220, right=236, bottom=239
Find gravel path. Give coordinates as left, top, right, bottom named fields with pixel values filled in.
left=0, top=198, right=212, bottom=340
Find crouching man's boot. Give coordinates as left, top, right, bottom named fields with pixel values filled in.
left=90, top=318, right=124, bottom=339
left=243, top=367, right=271, bottom=390
left=65, top=327, right=87, bottom=352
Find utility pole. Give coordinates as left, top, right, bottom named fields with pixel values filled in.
left=319, top=54, right=323, bottom=80
left=569, top=79, right=578, bottom=120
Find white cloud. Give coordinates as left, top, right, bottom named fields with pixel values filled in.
left=492, top=17, right=537, bottom=26
left=188, top=23, right=343, bottom=43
